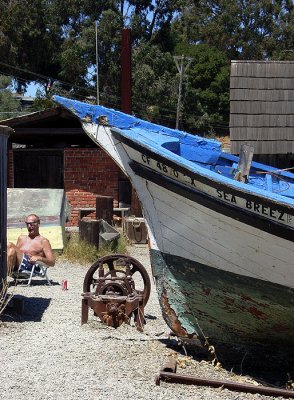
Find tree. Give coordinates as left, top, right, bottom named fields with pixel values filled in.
left=177, top=0, right=294, bottom=61
left=0, top=76, right=21, bottom=121
left=0, top=0, right=184, bottom=99
left=0, top=0, right=62, bottom=92
left=173, top=43, right=230, bottom=134
left=132, top=43, right=178, bottom=125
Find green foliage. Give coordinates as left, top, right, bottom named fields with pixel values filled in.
left=177, top=0, right=294, bottom=61
left=173, top=43, right=230, bottom=134
left=30, top=90, right=55, bottom=111
left=61, top=233, right=128, bottom=264
left=0, top=0, right=293, bottom=132
left=0, top=0, right=62, bottom=92
left=132, top=43, right=178, bottom=124
left=0, top=75, right=21, bottom=120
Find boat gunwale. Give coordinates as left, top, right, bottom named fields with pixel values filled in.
left=130, top=160, right=294, bottom=242
left=111, top=127, right=294, bottom=210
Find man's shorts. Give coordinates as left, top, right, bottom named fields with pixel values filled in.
left=19, top=254, right=41, bottom=274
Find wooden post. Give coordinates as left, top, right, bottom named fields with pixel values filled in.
left=121, top=28, right=132, bottom=114
left=96, top=196, right=113, bottom=225
left=0, top=126, right=11, bottom=296
left=234, top=144, right=254, bottom=182
left=79, top=218, right=100, bottom=248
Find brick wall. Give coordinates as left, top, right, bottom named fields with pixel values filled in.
left=64, top=147, right=122, bottom=226
left=8, top=146, right=142, bottom=226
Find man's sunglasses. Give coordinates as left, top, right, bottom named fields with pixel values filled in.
left=25, top=221, right=39, bottom=226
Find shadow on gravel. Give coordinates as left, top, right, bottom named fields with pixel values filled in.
left=158, top=337, right=294, bottom=390
left=144, top=314, right=157, bottom=320
left=1, top=295, right=51, bottom=323
left=9, top=280, right=60, bottom=287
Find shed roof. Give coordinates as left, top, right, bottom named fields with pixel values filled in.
left=1, top=107, right=94, bottom=147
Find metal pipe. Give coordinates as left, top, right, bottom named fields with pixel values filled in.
left=156, top=370, right=294, bottom=398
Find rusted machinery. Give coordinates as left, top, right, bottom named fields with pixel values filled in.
left=81, top=254, right=151, bottom=331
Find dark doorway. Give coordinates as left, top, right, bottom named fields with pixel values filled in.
left=14, top=150, right=64, bottom=188
left=118, top=180, right=132, bottom=208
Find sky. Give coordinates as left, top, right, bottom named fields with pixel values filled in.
left=25, top=82, right=44, bottom=98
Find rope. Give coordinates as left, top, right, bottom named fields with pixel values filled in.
left=256, top=166, right=294, bottom=174
left=254, top=170, right=291, bottom=192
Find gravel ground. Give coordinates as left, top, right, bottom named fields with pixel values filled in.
left=0, top=245, right=291, bottom=400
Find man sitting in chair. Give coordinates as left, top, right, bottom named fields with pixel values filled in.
left=8, top=213, right=55, bottom=274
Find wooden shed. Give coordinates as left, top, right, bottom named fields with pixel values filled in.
left=2, top=108, right=142, bottom=227
left=230, top=60, right=294, bottom=168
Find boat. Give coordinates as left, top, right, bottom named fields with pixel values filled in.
left=54, top=95, right=294, bottom=354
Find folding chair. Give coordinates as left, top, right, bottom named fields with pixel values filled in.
left=13, top=255, right=52, bottom=286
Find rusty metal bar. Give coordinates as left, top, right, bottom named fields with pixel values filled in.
left=155, top=357, right=177, bottom=385
left=155, top=369, right=294, bottom=398
left=162, top=357, right=177, bottom=373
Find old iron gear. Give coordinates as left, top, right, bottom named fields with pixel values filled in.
left=81, top=254, right=151, bottom=331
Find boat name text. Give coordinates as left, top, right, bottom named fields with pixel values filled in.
left=216, top=189, right=287, bottom=221
left=140, top=153, right=291, bottom=225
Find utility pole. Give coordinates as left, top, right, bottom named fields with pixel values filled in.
left=95, top=21, right=100, bottom=105
left=174, top=55, right=192, bottom=130
left=121, top=28, right=132, bottom=114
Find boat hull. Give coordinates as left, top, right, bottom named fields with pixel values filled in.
left=88, top=123, right=294, bottom=349
left=120, top=140, right=294, bottom=349
left=92, top=123, right=294, bottom=349
left=53, top=97, right=294, bottom=351
left=151, top=248, right=294, bottom=350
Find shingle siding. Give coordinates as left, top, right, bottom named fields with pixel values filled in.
left=230, top=61, right=294, bottom=156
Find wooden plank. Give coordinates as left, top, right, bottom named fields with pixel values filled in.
left=230, top=101, right=294, bottom=115
left=151, top=183, right=294, bottom=285
left=231, top=61, right=294, bottom=78
left=79, top=218, right=100, bottom=248
left=254, top=153, right=294, bottom=168
left=230, top=127, right=294, bottom=140
left=230, top=89, right=294, bottom=101
left=96, top=196, right=113, bottom=225
left=230, top=140, right=294, bottom=154
left=230, top=77, right=294, bottom=90
left=230, top=114, right=294, bottom=127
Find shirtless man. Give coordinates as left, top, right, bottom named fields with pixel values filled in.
left=8, top=213, right=55, bottom=271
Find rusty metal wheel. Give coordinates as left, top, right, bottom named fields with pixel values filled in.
left=83, top=254, right=151, bottom=306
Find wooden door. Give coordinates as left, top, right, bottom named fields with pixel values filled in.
left=14, top=150, right=63, bottom=188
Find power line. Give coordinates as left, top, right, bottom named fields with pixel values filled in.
left=0, top=61, right=95, bottom=94
left=0, top=64, right=229, bottom=131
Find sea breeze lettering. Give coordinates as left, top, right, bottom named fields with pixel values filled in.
left=217, top=189, right=286, bottom=221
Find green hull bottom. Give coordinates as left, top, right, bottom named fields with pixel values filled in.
left=150, top=249, right=294, bottom=351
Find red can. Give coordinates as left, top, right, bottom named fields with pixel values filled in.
left=61, top=280, right=68, bottom=290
